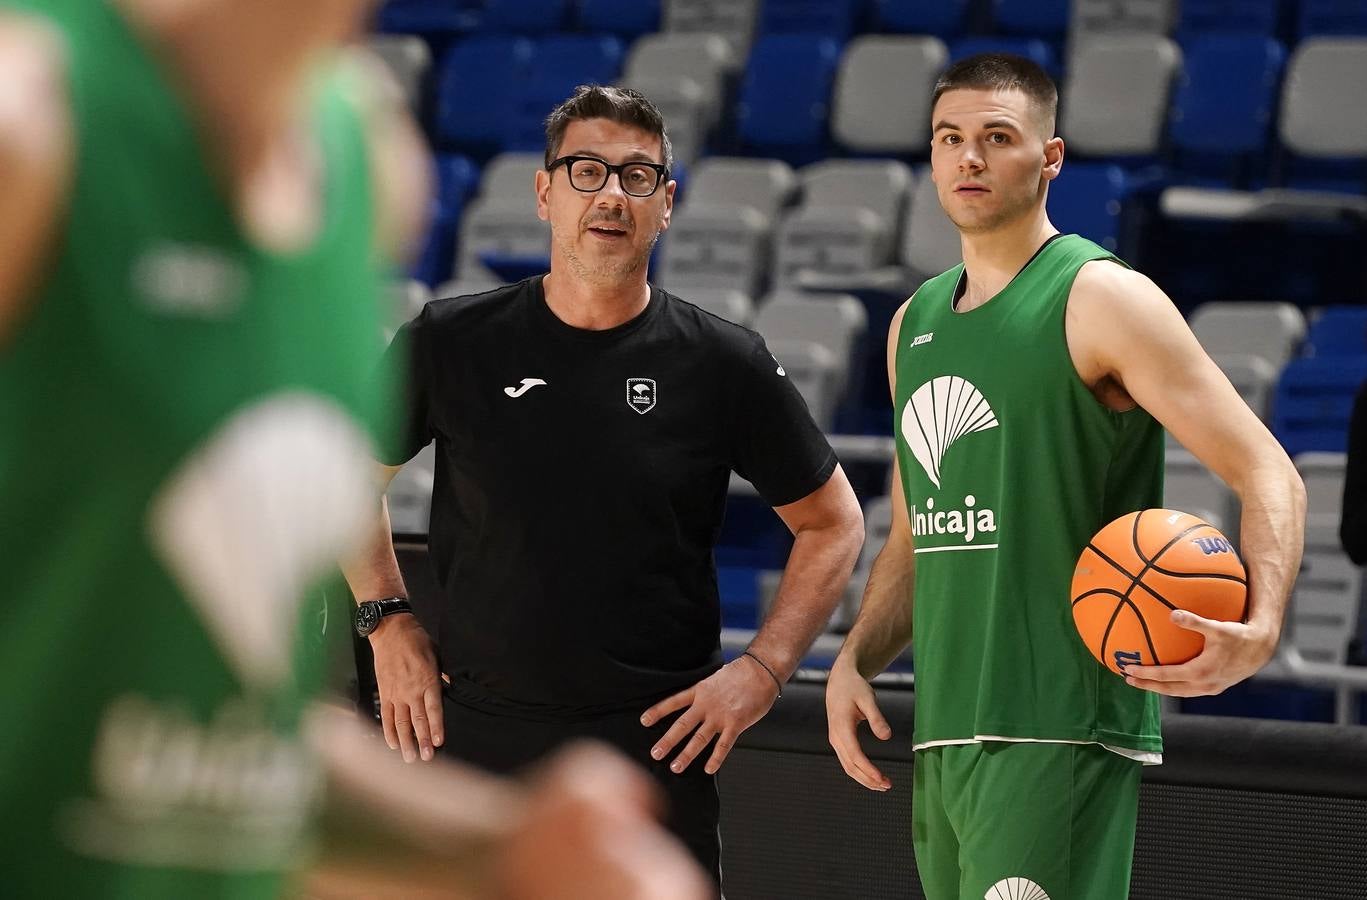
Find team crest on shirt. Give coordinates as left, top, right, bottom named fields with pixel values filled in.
left=985, top=877, right=1050, bottom=900
left=627, top=378, right=657, bottom=414
left=900, top=375, right=1002, bottom=554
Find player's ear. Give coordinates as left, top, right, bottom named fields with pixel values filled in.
left=1042, top=136, right=1065, bottom=182
left=659, top=179, right=676, bottom=232
left=535, top=168, right=551, bottom=222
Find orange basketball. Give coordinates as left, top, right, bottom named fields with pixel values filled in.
left=1071, top=509, right=1248, bottom=677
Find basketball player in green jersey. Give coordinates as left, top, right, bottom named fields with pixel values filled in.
left=826, top=54, right=1306, bottom=899
left=0, top=2, right=707, bottom=898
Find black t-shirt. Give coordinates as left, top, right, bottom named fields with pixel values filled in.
left=381, top=276, right=837, bottom=719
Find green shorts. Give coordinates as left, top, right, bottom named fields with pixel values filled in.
left=912, top=741, right=1142, bottom=900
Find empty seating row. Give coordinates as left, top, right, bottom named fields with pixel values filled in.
left=376, top=0, right=1367, bottom=46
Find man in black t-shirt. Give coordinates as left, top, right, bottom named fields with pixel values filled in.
left=343, top=85, right=865, bottom=883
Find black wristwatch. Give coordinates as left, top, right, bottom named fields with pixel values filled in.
left=355, top=597, right=414, bottom=637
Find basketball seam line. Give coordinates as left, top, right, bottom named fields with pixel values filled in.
left=1144, top=562, right=1247, bottom=585
left=1097, top=591, right=1161, bottom=673
left=1083, top=542, right=1179, bottom=611
left=1125, top=514, right=1211, bottom=603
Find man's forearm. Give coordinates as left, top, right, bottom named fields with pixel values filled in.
left=1235, top=459, right=1307, bottom=644
left=341, top=496, right=408, bottom=603
left=747, top=521, right=863, bottom=681
left=836, top=538, right=915, bottom=679
left=305, top=704, right=521, bottom=898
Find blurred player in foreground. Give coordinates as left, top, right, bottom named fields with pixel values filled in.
left=0, top=1, right=706, bottom=897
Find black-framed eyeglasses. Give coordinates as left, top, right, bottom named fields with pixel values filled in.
left=547, top=155, right=669, bottom=197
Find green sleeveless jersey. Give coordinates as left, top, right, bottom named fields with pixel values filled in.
left=0, top=1, right=392, bottom=894
left=894, top=234, right=1164, bottom=757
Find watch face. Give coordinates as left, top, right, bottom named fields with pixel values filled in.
left=356, top=602, right=380, bottom=636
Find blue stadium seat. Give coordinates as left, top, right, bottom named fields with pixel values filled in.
left=991, top=0, right=1069, bottom=39
left=478, top=0, right=572, bottom=33
left=577, top=0, right=662, bottom=38
left=1175, top=0, right=1282, bottom=38
left=949, top=36, right=1059, bottom=79
left=502, top=35, right=625, bottom=153
left=1047, top=163, right=1129, bottom=252
left=376, top=0, right=481, bottom=36
left=1298, top=0, right=1367, bottom=37
left=1273, top=356, right=1367, bottom=455
left=1170, top=36, right=1286, bottom=187
left=759, top=0, right=864, bottom=41
left=435, top=35, right=535, bottom=158
left=875, top=0, right=971, bottom=37
left=736, top=34, right=841, bottom=164
left=1305, top=307, right=1367, bottom=358
left=411, top=155, right=481, bottom=287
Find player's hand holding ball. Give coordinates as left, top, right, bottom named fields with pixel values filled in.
left=1071, top=509, right=1274, bottom=697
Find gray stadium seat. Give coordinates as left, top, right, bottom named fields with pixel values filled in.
left=901, top=171, right=962, bottom=284
left=1188, top=302, right=1306, bottom=371
left=368, top=35, right=430, bottom=112
left=1062, top=36, right=1180, bottom=157
left=686, top=157, right=798, bottom=224
left=831, top=36, right=948, bottom=155
left=773, top=207, right=887, bottom=286
left=619, top=73, right=709, bottom=164
left=1164, top=448, right=1235, bottom=533
left=387, top=442, right=435, bottom=536
left=1281, top=453, right=1361, bottom=718
left=1072, top=0, right=1177, bottom=36
left=662, top=0, right=760, bottom=55
left=1215, top=353, right=1278, bottom=422
left=1289, top=550, right=1362, bottom=665
left=800, top=159, right=913, bottom=235
left=1160, top=39, right=1367, bottom=224
left=657, top=205, right=771, bottom=294
left=765, top=338, right=840, bottom=429
left=1280, top=38, right=1367, bottom=160
left=476, top=153, right=545, bottom=208
left=773, top=159, right=915, bottom=291
left=624, top=32, right=736, bottom=127
left=677, top=287, right=755, bottom=325
left=455, top=200, right=550, bottom=284
left=755, top=290, right=867, bottom=403
left=1297, top=451, right=1347, bottom=545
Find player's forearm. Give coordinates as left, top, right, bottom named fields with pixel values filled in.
left=1233, top=457, right=1306, bottom=645
left=835, top=538, right=915, bottom=679
left=305, top=704, right=523, bottom=897
left=748, top=519, right=864, bottom=681
left=340, top=496, right=408, bottom=602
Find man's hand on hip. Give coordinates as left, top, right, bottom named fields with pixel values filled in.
left=639, top=655, right=780, bottom=776
left=369, top=614, right=444, bottom=763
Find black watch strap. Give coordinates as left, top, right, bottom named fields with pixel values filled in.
left=355, top=597, right=414, bottom=637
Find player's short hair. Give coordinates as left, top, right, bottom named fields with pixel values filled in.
left=932, top=53, right=1059, bottom=138
left=544, top=84, right=674, bottom=174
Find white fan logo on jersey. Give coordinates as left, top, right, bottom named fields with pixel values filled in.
left=985, top=877, right=1051, bottom=900
left=901, top=375, right=999, bottom=488
left=148, top=393, right=375, bottom=688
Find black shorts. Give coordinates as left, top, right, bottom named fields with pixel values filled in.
left=440, top=694, right=722, bottom=889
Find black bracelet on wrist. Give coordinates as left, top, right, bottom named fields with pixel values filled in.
left=742, top=650, right=784, bottom=698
